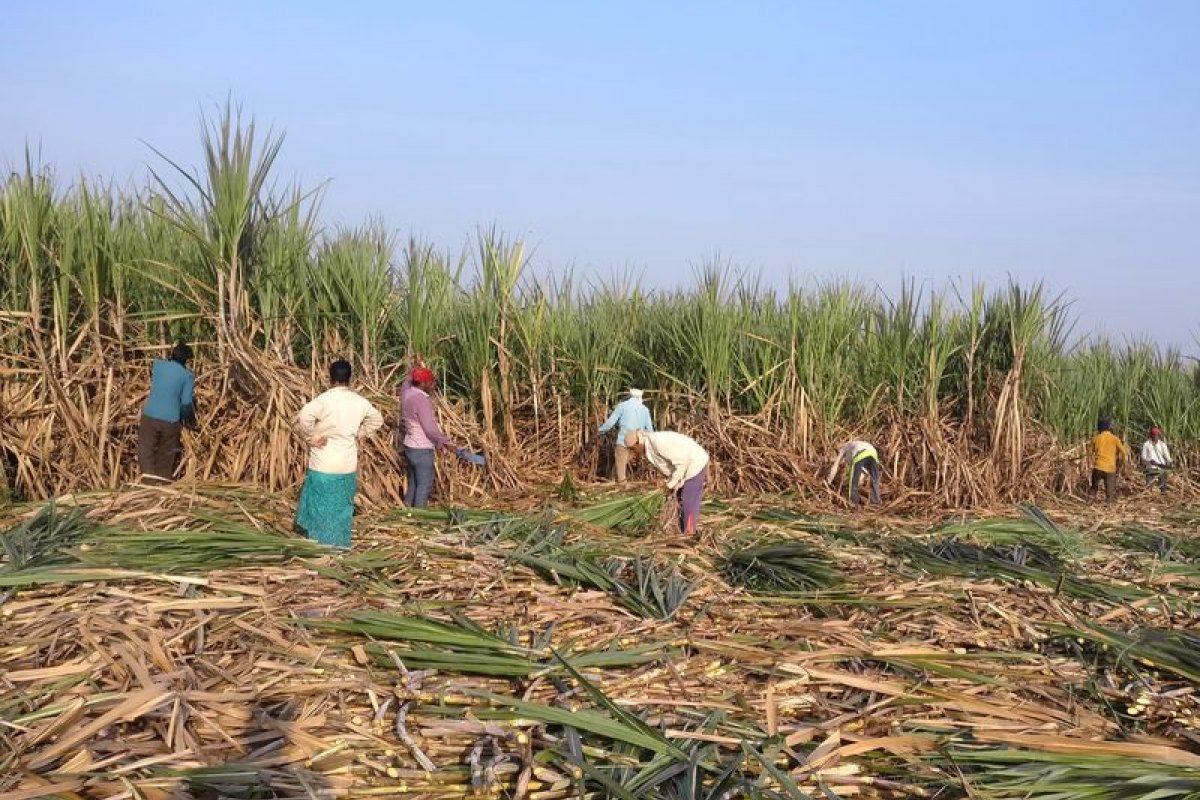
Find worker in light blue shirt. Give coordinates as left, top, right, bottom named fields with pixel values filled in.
left=598, top=388, right=654, bottom=482
left=138, top=342, right=197, bottom=483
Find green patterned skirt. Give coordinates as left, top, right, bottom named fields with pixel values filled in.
left=295, top=469, right=357, bottom=549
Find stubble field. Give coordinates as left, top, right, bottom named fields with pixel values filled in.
left=2, top=481, right=1199, bottom=799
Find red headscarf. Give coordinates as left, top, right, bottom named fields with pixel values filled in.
left=411, top=367, right=435, bottom=385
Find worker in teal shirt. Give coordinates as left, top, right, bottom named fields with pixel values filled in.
left=598, top=388, right=654, bottom=482
left=138, top=342, right=197, bottom=483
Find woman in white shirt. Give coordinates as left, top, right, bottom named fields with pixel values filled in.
left=625, top=429, right=709, bottom=535
left=294, top=360, right=384, bottom=548
left=1140, top=427, right=1173, bottom=495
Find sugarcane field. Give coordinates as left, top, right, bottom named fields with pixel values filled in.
left=4, top=12, right=1200, bottom=796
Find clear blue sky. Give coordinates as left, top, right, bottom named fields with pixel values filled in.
left=3, top=1, right=1198, bottom=348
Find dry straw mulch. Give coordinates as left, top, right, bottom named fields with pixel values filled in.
left=7, top=333, right=1194, bottom=512
left=2, top=484, right=1199, bottom=798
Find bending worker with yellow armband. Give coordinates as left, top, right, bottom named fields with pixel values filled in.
left=827, top=439, right=882, bottom=507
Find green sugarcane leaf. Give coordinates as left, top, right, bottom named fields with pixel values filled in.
left=744, top=742, right=815, bottom=800
left=550, top=751, right=641, bottom=800
left=550, top=648, right=686, bottom=759
left=474, top=690, right=686, bottom=759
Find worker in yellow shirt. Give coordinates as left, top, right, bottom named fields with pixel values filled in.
left=1089, top=418, right=1130, bottom=503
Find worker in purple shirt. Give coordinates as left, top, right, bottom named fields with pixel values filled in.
left=398, top=359, right=458, bottom=507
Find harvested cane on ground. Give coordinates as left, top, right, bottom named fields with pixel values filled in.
left=722, top=537, right=840, bottom=593
left=570, top=491, right=665, bottom=534
left=900, top=538, right=1173, bottom=605
left=0, top=502, right=93, bottom=571
left=3, top=484, right=1200, bottom=799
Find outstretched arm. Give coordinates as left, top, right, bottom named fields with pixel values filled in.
left=598, top=407, right=620, bottom=434
left=180, top=372, right=197, bottom=428
left=417, top=396, right=456, bottom=450
left=825, top=453, right=843, bottom=484
left=666, top=460, right=689, bottom=491
left=642, top=440, right=673, bottom=481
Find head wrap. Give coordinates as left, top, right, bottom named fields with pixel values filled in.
left=629, top=388, right=644, bottom=399
left=1150, top=426, right=1162, bottom=437
left=411, top=367, right=435, bottom=384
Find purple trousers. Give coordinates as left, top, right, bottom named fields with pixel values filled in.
left=677, top=469, right=707, bottom=534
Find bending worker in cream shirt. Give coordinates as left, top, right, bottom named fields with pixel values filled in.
left=625, top=429, right=709, bottom=535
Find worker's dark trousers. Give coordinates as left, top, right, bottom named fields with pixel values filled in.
left=404, top=447, right=436, bottom=508
left=1144, top=470, right=1168, bottom=494
left=1090, top=469, right=1117, bottom=501
left=849, top=457, right=882, bottom=506
left=138, top=414, right=182, bottom=482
